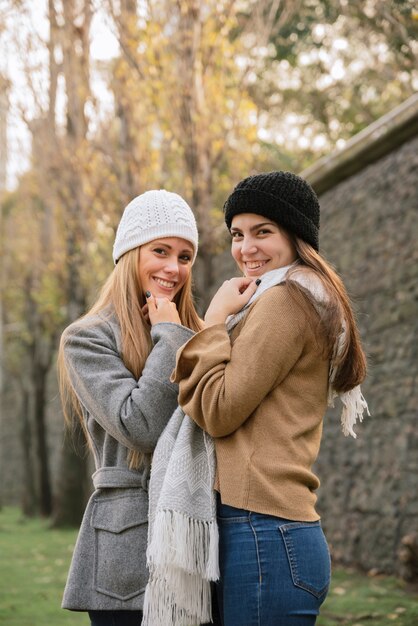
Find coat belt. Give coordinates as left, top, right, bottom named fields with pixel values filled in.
left=92, top=467, right=146, bottom=489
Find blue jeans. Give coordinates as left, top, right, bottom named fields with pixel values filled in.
left=216, top=499, right=331, bottom=626
left=88, top=610, right=142, bottom=626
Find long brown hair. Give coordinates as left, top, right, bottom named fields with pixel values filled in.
left=286, top=237, right=367, bottom=393
left=58, top=246, right=203, bottom=469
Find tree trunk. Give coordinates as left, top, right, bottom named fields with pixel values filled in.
left=52, top=422, right=92, bottom=527
left=19, top=382, right=37, bottom=517
left=50, top=0, right=93, bottom=526
left=0, top=76, right=9, bottom=511
left=174, top=1, right=218, bottom=307
left=33, top=362, right=53, bottom=516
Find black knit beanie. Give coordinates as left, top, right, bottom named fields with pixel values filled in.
left=223, top=171, right=320, bottom=251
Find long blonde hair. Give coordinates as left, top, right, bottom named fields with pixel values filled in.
left=58, top=247, right=203, bottom=469
left=287, top=237, right=367, bottom=393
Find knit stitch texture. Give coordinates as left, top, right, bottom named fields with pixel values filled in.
left=224, top=171, right=320, bottom=250
left=113, top=190, right=198, bottom=264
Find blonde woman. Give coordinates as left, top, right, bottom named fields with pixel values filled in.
left=58, top=190, right=202, bottom=626
left=172, top=171, right=368, bottom=626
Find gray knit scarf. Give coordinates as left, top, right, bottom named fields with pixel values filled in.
left=142, top=264, right=369, bottom=626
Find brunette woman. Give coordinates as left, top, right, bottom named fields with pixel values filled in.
left=172, top=171, right=369, bottom=626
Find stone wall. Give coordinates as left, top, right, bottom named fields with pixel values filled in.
left=313, top=134, right=418, bottom=575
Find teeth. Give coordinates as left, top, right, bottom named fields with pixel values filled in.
left=246, top=261, right=266, bottom=269
left=154, top=277, right=176, bottom=288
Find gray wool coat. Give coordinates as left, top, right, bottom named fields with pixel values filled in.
left=61, top=313, right=194, bottom=611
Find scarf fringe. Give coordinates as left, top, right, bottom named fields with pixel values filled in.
left=143, top=509, right=218, bottom=625
left=147, top=508, right=219, bottom=579
left=142, top=571, right=212, bottom=626
left=339, top=387, right=371, bottom=438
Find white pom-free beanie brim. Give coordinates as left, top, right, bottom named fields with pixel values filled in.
left=113, top=190, right=199, bottom=264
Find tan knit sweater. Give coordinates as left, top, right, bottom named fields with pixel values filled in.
left=173, top=284, right=329, bottom=522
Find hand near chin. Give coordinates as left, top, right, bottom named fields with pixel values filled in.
left=204, top=277, right=259, bottom=327
left=145, top=293, right=182, bottom=326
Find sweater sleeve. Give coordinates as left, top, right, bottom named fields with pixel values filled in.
left=63, top=319, right=194, bottom=452
left=172, top=286, right=307, bottom=437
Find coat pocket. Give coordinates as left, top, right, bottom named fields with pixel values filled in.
left=91, top=494, right=148, bottom=601
left=279, top=521, right=331, bottom=599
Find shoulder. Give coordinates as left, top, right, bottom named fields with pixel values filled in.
left=62, top=311, right=120, bottom=350
left=242, top=280, right=320, bottom=340
left=287, top=267, right=328, bottom=305
left=249, top=283, right=304, bottom=320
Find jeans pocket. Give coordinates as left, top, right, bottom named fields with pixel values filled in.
left=279, top=521, right=331, bottom=599
left=91, top=494, right=148, bottom=601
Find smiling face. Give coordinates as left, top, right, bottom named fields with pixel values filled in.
left=138, top=237, right=194, bottom=300
left=230, top=213, right=297, bottom=277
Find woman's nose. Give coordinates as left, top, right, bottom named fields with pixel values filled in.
left=163, top=258, right=179, bottom=274
left=240, top=238, right=257, bottom=255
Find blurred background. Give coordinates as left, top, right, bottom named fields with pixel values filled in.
left=0, top=0, right=417, bottom=595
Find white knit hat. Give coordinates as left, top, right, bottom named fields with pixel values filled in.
left=113, top=190, right=199, bottom=264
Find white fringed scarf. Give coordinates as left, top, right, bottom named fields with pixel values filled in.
left=142, top=264, right=369, bottom=626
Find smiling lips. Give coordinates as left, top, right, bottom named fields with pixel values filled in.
left=245, top=260, right=268, bottom=270
left=153, top=276, right=177, bottom=290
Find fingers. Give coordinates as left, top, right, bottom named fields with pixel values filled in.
left=240, top=279, right=259, bottom=298
left=145, top=292, right=181, bottom=325
left=204, top=276, right=262, bottom=327
left=145, top=292, right=170, bottom=309
left=145, top=291, right=157, bottom=312
left=141, top=303, right=150, bottom=323
left=145, top=291, right=159, bottom=325
left=226, top=276, right=256, bottom=294
left=226, top=276, right=259, bottom=296
left=238, top=278, right=256, bottom=294
left=234, top=280, right=258, bottom=309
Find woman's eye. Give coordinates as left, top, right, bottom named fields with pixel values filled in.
left=179, top=255, right=191, bottom=262
left=257, top=229, right=271, bottom=235
left=231, top=232, right=242, bottom=239
left=153, top=248, right=166, bottom=255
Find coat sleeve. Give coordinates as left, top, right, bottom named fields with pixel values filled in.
left=63, top=319, right=194, bottom=452
left=172, top=286, right=307, bottom=437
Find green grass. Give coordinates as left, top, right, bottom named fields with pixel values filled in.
left=0, top=507, right=85, bottom=626
left=0, top=506, right=417, bottom=625
left=319, top=567, right=418, bottom=626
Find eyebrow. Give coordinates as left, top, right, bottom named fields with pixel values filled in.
left=230, top=221, right=277, bottom=232
left=151, top=241, right=193, bottom=253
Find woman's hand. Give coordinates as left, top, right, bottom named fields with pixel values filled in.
left=204, top=277, right=259, bottom=327
left=144, top=293, right=182, bottom=326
